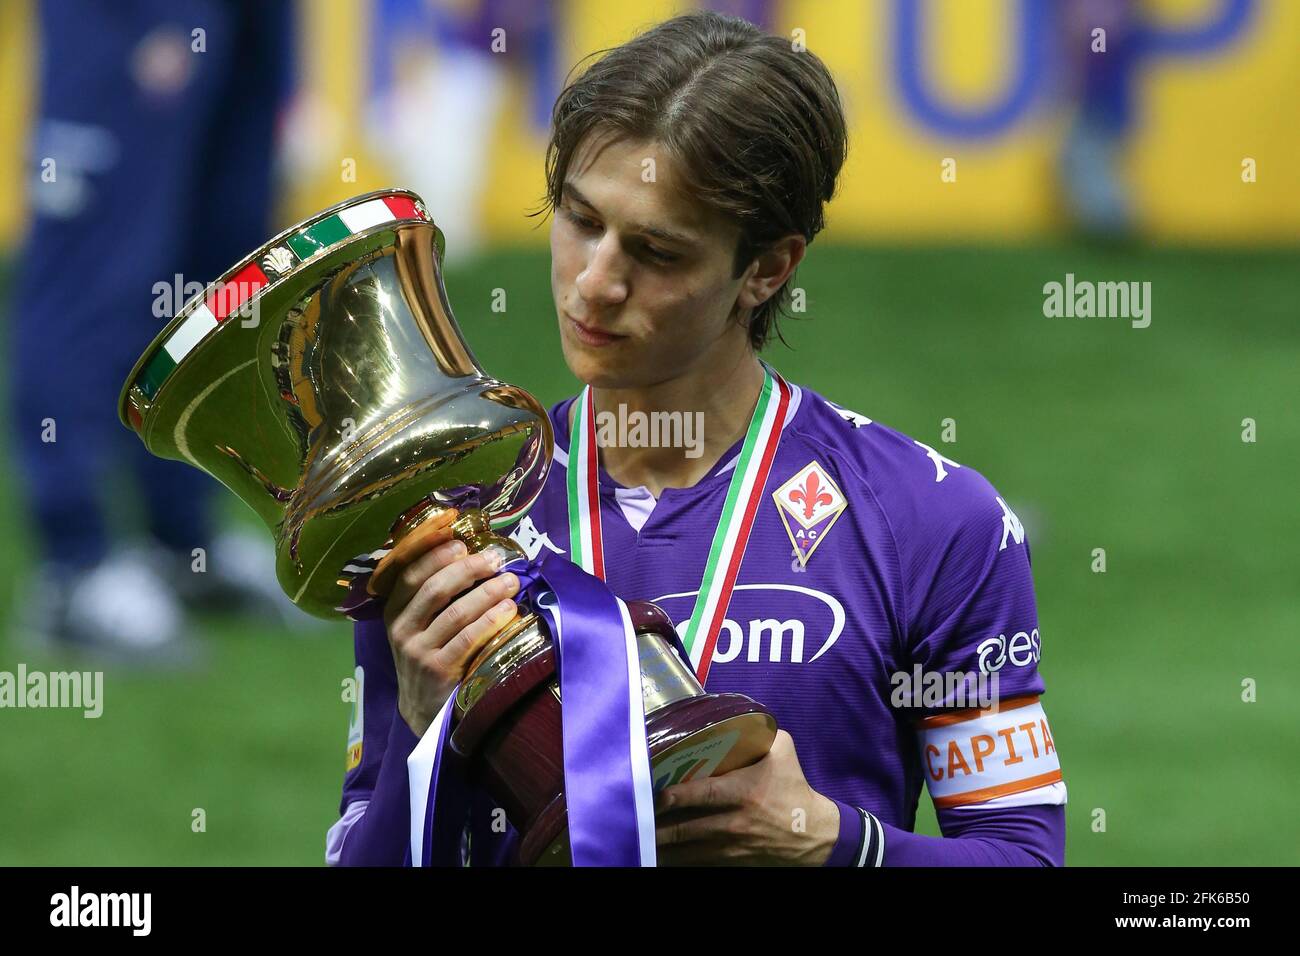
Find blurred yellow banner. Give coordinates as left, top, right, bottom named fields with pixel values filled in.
left=2, top=0, right=1296, bottom=249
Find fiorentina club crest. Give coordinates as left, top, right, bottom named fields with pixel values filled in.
left=773, top=461, right=847, bottom=568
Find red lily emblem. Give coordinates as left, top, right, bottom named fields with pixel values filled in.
left=788, top=470, right=833, bottom=520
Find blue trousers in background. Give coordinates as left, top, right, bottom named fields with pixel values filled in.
left=10, top=0, right=292, bottom=570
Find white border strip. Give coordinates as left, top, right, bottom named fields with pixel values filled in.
left=164, top=303, right=218, bottom=362
left=339, top=198, right=397, bottom=233
left=616, top=597, right=657, bottom=866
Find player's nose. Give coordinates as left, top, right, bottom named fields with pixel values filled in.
left=575, top=233, right=629, bottom=308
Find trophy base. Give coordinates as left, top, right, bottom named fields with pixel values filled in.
left=448, top=592, right=779, bottom=868
left=519, top=695, right=777, bottom=866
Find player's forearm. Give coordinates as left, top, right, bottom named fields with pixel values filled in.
left=824, top=801, right=1064, bottom=867
left=333, top=716, right=421, bottom=866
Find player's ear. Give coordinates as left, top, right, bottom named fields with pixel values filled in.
left=736, top=234, right=806, bottom=311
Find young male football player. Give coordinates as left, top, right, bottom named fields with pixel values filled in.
left=328, top=11, right=1065, bottom=866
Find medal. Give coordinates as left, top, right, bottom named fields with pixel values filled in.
left=567, top=364, right=793, bottom=683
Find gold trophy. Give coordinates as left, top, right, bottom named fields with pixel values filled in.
left=118, top=190, right=775, bottom=864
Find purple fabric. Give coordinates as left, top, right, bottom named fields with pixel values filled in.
left=337, top=572, right=385, bottom=620
left=416, top=696, right=470, bottom=866
left=882, top=803, right=1065, bottom=866
left=509, top=552, right=654, bottom=866
left=331, top=377, right=1070, bottom=866
left=335, top=714, right=419, bottom=866
left=413, top=551, right=654, bottom=867
left=541, top=386, right=1067, bottom=851
left=823, top=798, right=866, bottom=867
left=823, top=800, right=1064, bottom=867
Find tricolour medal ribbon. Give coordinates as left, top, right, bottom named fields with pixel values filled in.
left=566, top=365, right=791, bottom=684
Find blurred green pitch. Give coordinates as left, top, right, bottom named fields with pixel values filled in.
left=0, top=241, right=1296, bottom=865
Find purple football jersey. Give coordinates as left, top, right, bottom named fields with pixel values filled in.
left=328, top=378, right=1066, bottom=867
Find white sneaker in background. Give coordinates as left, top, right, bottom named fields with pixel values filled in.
left=15, top=548, right=203, bottom=669
left=171, top=528, right=333, bottom=635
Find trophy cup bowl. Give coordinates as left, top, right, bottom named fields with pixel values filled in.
left=118, top=189, right=776, bottom=864
left=118, top=189, right=550, bottom=616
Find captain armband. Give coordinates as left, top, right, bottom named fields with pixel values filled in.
left=917, top=695, right=1064, bottom=809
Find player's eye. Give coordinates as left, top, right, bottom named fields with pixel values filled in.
left=562, top=208, right=599, bottom=232
left=564, top=206, right=678, bottom=265
left=641, top=244, right=679, bottom=265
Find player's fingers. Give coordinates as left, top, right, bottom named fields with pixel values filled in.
left=655, top=809, right=740, bottom=848
left=416, top=571, right=521, bottom=656
left=392, top=548, right=509, bottom=639
left=432, top=595, right=521, bottom=675
left=368, top=509, right=460, bottom=598
left=657, top=772, right=743, bottom=814
left=384, top=538, right=468, bottom=617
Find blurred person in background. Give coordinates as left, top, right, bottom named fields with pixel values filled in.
left=8, top=0, right=304, bottom=664
left=360, top=0, right=783, bottom=264
left=365, top=0, right=560, bottom=262
left=1058, top=0, right=1141, bottom=236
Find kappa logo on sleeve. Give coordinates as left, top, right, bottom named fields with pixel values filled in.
left=510, top=516, right=565, bottom=561
left=917, top=695, right=1063, bottom=808
left=996, top=496, right=1025, bottom=550
left=913, top=439, right=962, bottom=483
left=824, top=399, right=872, bottom=428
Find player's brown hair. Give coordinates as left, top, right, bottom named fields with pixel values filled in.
left=534, top=10, right=848, bottom=351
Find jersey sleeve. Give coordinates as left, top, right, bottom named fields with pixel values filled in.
left=326, top=617, right=523, bottom=866
left=827, top=427, right=1067, bottom=866
left=898, top=458, right=1065, bottom=815
left=825, top=799, right=1064, bottom=866
left=325, top=617, right=421, bottom=866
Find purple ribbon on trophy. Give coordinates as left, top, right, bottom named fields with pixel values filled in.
left=407, top=550, right=659, bottom=866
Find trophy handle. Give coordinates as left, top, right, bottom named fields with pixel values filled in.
left=449, top=508, right=527, bottom=568
left=365, top=503, right=527, bottom=599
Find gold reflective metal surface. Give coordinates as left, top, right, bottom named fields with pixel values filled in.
left=635, top=630, right=702, bottom=713
left=456, top=612, right=549, bottom=715
left=455, top=621, right=703, bottom=719
left=118, top=189, right=551, bottom=618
